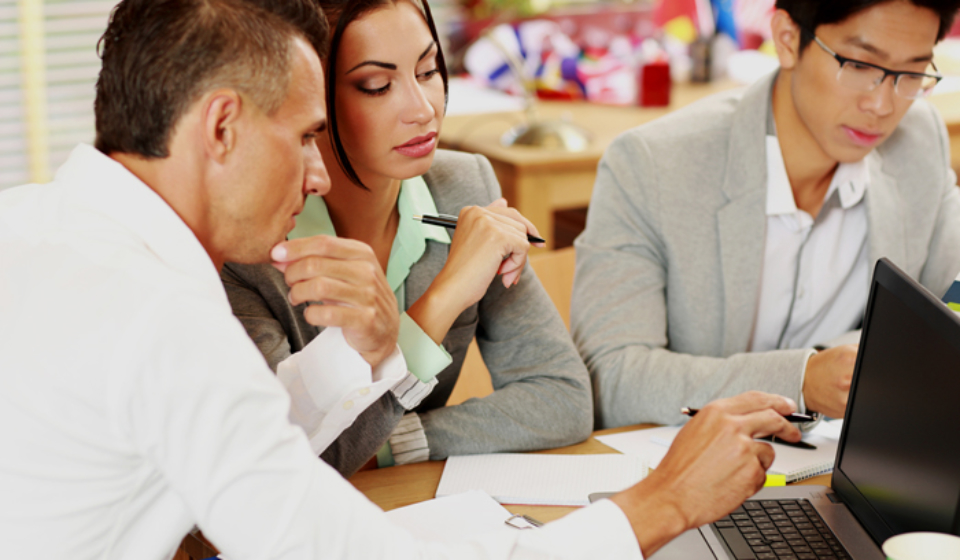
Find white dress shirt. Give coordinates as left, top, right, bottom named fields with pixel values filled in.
left=0, top=144, right=642, bottom=560
left=749, top=136, right=870, bottom=354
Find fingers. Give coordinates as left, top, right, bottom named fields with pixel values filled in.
left=288, top=274, right=379, bottom=308
left=283, top=255, right=381, bottom=290
left=708, top=391, right=797, bottom=417
left=484, top=204, right=545, bottom=246
left=739, top=408, right=802, bottom=442
left=271, top=235, right=374, bottom=264
left=754, top=441, right=776, bottom=471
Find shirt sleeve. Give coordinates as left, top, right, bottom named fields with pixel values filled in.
left=275, top=326, right=407, bottom=455
left=130, top=295, right=643, bottom=560
left=398, top=312, right=452, bottom=382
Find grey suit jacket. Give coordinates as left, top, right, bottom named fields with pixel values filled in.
left=572, top=71, right=960, bottom=429
left=223, top=149, right=592, bottom=476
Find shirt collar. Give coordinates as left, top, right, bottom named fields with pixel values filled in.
left=56, top=144, right=227, bottom=305
left=288, top=176, right=450, bottom=295
left=765, top=135, right=869, bottom=217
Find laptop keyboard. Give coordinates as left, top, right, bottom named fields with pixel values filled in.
left=713, top=499, right=851, bottom=560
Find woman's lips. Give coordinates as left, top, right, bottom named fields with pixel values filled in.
left=843, top=126, right=883, bottom=147
left=394, top=132, right=437, bottom=158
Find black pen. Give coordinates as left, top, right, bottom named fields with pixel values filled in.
left=680, top=407, right=816, bottom=424
left=414, top=214, right=546, bottom=244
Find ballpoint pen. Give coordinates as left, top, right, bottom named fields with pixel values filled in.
left=681, top=407, right=818, bottom=449
left=414, top=214, right=547, bottom=244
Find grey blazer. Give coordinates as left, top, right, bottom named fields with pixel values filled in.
left=572, top=71, right=960, bottom=429
left=222, top=149, right=592, bottom=476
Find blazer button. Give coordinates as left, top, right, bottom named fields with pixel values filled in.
left=343, top=401, right=354, bottom=410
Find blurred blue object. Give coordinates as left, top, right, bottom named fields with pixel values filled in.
left=712, top=0, right=739, bottom=44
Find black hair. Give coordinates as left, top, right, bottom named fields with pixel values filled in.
left=775, top=0, right=960, bottom=52
left=316, top=0, right=449, bottom=188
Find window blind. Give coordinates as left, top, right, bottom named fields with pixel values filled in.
left=0, top=0, right=111, bottom=191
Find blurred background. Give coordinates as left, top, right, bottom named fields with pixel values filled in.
left=1, top=0, right=959, bottom=192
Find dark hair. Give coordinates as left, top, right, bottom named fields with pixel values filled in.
left=776, top=0, right=960, bottom=52
left=95, top=0, right=329, bottom=158
left=316, top=0, right=449, bottom=188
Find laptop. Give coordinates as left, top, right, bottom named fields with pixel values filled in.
left=593, top=258, right=960, bottom=559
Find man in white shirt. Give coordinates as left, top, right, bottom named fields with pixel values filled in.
left=573, top=0, right=960, bottom=429
left=0, top=0, right=802, bottom=558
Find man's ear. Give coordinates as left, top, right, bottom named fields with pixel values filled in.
left=201, top=89, right=244, bottom=163
left=771, top=9, right=803, bottom=71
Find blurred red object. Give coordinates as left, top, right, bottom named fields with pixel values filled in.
left=638, top=60, right=671, bottom=107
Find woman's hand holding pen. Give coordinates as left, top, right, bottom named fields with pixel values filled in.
left=407, top=199, right=544, bottom=345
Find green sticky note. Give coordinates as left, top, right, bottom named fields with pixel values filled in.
left=765, top=474, right=787, bottom=487
left=948, top=302, right=960, bottom=312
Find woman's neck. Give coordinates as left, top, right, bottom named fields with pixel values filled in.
left=322, top=162, right=402, bottom=272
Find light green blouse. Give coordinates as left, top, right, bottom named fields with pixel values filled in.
left=289, top=176, right=453, bottom=383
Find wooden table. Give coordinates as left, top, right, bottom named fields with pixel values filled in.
left=349, top=424, right=832, bottom=524
left=440, top=83, right=960, bottom=251
left=177, top=424, right=830, bottom=558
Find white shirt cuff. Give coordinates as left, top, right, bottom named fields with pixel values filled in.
left=518, top=499, right=643, bottom=559
left=275, top=327, right=407, bottom=455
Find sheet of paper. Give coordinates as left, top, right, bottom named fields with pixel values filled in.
left=596, top=420, right=844, bottom=482
left=436, top=454, right=648, bottom=507
left=595, top=426, right=680, bottom=469
left=385, top=490, right=517, bottom=542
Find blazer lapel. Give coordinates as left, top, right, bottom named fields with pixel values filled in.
left=716, top=74, right=774, bottom=354
left=864, top=152, right=906, bottom=276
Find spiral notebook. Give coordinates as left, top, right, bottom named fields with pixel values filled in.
left=597, top=420, right=842, bottom=484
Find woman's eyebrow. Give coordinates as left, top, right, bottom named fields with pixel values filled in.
left=418, top=41, right=437, bottom=62
left=345, top=60, right=396, bottom=74
left=344, top=42, right=435, bottom=75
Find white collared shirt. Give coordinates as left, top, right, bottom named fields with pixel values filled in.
left=0, top=144, right=642, bottom=560
left=749, top=136, right=870, bottom=353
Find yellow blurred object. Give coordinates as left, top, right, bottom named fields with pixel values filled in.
left=758, top=40, right=778, bottom=57
left=765, top=474, right=787, bottom=487
left=18, top=0, right=50, bottom=184
left=663, top=15, right=697, bottom=45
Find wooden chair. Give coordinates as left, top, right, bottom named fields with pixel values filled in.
left=447, top=246, right=577, bottom=405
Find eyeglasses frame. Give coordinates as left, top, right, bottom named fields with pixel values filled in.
left=803, top=29, right=943, bottom=100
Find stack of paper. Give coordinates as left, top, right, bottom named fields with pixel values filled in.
left=436, top=453, right=648, bottom=507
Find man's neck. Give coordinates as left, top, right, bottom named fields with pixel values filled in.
left=110, top=150, right=224, bottom=270
left=771, top=71, right=840, bottom=218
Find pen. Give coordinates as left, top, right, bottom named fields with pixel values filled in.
left=414, top=214, right=546, bottom=244
left=680, top=407, right=816, bottom=424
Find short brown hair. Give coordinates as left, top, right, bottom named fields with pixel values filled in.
left=94, top=0, right=329, bottom=158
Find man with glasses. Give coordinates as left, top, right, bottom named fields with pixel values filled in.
left=572, top=0, right=960, bottom=429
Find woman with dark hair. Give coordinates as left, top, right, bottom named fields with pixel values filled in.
left=221, top=0, right=593, bottom=476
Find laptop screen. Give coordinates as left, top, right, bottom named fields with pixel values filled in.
left=833, top=260, right=960, bottom=543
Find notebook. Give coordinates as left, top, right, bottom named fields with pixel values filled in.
left=435, top=453, right=648, bottom=506
left=597, top=420, right=843, bottom=483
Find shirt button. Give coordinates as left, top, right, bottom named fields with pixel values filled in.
left=343, top=401, right=354, bottom=410
left=359, top=388, right=370, bottom=396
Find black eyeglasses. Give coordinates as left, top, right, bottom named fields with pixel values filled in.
left=805, top=31, right=942, bottom=100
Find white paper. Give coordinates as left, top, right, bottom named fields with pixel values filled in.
left=385, top=490, right=517, bottom=543
left=597, top=421, right=844, bottom=483
left=436, top=454, right=648, bottom=507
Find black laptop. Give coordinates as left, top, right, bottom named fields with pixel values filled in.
left=595, top=258, right=960, bottom=560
